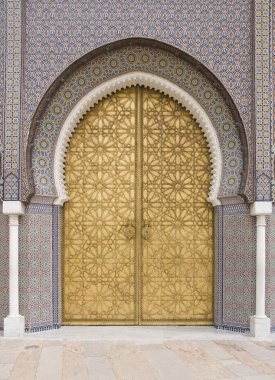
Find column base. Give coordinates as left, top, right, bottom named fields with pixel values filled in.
left=250, top=316, right=270, bottom=338
left=4, top=315, right=25, bottom=337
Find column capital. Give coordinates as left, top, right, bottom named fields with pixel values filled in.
left=250, top=201, right=272, bottom=216
left=3, top=201, right=25, bottom=215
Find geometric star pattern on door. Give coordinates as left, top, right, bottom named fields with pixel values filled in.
left=63, top=86, right=213, bottom=325
left=142, top=89, right=213, bottom=323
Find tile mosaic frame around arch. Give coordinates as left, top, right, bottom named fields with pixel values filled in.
left=30, top=44, right=246, bottom=201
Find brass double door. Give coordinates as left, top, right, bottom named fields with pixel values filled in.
left=63, top=86, right=213, bottom=325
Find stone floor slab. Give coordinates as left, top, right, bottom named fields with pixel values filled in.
left=141, top=344, right=198, bottom=380
left=216, top=341, right=275, bottom=376
left=0, top=363, right=13, bottom=380
left=106, top=343, right=158, bottom=380
left=0, top=327, right=274, bottom=380
left=62, top=341, right=89, bottom=380
left=0, top=349, right=21, bottom=364
left=9, top=344, right=42, bottom=380
left=166, top=340, right=234, bottom=379
left=83, top=341, right=106, bottom=357
left=35, top=345, right=63, bottom=380
left=86, top=356, right=116, bottom=380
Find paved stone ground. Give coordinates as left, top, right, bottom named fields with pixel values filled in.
left=0, top=327, right=275, bottom=379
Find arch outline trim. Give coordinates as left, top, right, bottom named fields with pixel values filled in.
left=54, top=72, right=222, bottom=206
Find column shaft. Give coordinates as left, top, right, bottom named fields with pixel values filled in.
left=255, top=215, right=266, bottom=317
left=3, top=201, right=25, bottom=337
left=250, top=201, right=272, bottom=337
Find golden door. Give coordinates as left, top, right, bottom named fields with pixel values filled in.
left=62, top=86, right=213, bottom=325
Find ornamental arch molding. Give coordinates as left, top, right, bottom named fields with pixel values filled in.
left=28, top=41, right=247, bottom=202
left=54, top=72, right=222, bottom=206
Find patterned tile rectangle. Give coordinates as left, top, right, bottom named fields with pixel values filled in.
left=222, top=204, right=256, bottom=330
left=19, top=205, right=55, bottom=331
left=0, top=204, right=9, bottom=329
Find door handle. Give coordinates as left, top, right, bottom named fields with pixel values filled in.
left=122, top=223, right=135, bottom=240
left=142, top=223, right=150, bottom=240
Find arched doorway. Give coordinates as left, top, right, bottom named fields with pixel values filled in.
left=25, top=42, right=247, bottom=333
left=62, top=86, right=213, bottom=325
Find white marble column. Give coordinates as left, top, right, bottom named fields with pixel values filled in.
left=250, top=201, right=272, bottom=338
left=3, top=201, right=25, bottom=337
